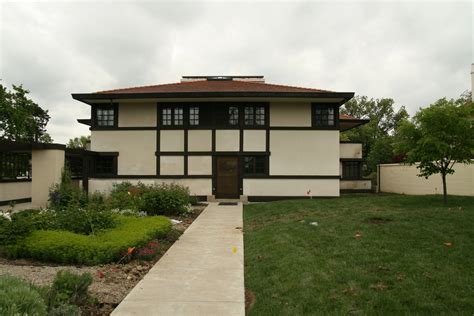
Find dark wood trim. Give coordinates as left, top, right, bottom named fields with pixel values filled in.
left=248, top=196, right=336, bottom=202
left=0, top=141, right=66, bottom=151
left=0, top=178, right=32, bottom=183
left=89, top=126, right=350, bottom=131
left=340, top=189, right=373, bottom=194
left=184, top=129, right=188, bottom=176
left=156, top=103, right=160, bottom=175
left=340, top=158, right=363, bottom=162
left=244, top=175, right=340, bottom=179
left=90, top=175, right=212, bottom=179
left=156, top=151, right=270, bottom=156
left=0, top=197, right=32, bottom=206
left=90, top=126, right=156, bottom=131
left=340, top=141, right=363, bottom=144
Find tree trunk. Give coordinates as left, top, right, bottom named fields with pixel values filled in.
left=441, top=172, right=447, bottom=204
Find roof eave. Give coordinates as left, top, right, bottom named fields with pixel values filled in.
left=72, top=91, right=354, bottom=105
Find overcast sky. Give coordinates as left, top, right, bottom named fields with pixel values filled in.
left=0, top=0, right=472, bottom=143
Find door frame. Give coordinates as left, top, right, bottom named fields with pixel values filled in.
left=213, top=155, right=241, bottom=199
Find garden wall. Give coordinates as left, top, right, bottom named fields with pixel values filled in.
left=0, top=180, right=31, bottom=205
left=378, top=162, right=474, bottom=196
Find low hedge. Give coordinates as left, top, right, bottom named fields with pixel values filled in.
left=6, top=215, right=171, bottom=265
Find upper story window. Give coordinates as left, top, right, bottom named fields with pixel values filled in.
left=162, top=107, right=184, bottom=126
left=228, top=106, right=239, bottom=126
left=313, top=105, right=337, bottom=127
left=95, top=104, right=116, bottom=127
left=244, top=105, right=265, bottom=126
left=189, top=107, right=199, bottom=125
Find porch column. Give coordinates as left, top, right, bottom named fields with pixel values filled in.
left=31, top=149, right=65, bottom=208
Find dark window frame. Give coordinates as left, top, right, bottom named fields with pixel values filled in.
left=242, top=155, right=268, bottom=176
left=312, top=104, right=339, bottom=129
left=161, top=105, right=185, bottom=126
left=244, top=104, right=267, bottom=127
left=158, top=102, right=269, bottom=129
left=92, top=153, right=118, bottom=176
left=91, top=104, right=118, bottom=128
left=341, top=160, right=362, bottom=180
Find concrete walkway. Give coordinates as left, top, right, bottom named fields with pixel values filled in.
left=112, top=202, right=245, bottom=316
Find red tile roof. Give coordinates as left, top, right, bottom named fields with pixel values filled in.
left=340, top=114, right=355, bottom=120
left=96, top=80, right=332, bottom=94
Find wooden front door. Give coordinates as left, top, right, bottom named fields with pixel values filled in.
left=216, top=156, right=239, bottom=198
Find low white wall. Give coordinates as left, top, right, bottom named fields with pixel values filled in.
left=88, top=178, right=212, bottom=196
left=379, top=162, right=474, bottom=196
left=340, top=180, right=371, bottom=191
left=243, top=178, right=340, bottom=197
left=0, top=181, right=31, bottom=203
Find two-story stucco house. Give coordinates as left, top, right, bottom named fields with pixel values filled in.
left=72, top=75, right=370, bottom=201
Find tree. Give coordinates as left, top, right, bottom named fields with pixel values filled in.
left=0, top=83, right=52, bottom=143
left=67, top=135, right=91, bottom=149
left=341, top=96, right=409, bottom=174
left=394, top=96, right=474, bottom=204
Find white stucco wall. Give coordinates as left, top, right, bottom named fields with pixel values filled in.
left=270, top=102, right=312, bottom=127
left=188, top=130, right=212, bottom=151
left=0, top=181, right=31, bottom=203
left=160, top=130, right=184, bottom=152
left=340, top=180, right=371, bottom=191
left=160, top=156, right=184, bottom=175
left=31, top=149, right=65, bottom=207
left=215, top=130, right=239, bottom=151
left=243, top=130, right=266, bottom=152
left=119, top=103, right=156, bottom=127
left=379, top=162, right=474, bottom=196
left=188, top=156, right=212, bottom=175
left=88, top=178, right=212, bottom=196
left=243, top=178, right=339, bottom=196
left=270, top=130, right=339, bottom=175
left=340, top=143, right=362, bottom=159
left=91, top=131, right=156, bottom=175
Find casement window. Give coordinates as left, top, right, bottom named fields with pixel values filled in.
left=314, top=105, right=337, bottom=127
left=243, top=156, right=267, bottom=175
left=244, top=105, right=266, bottom=126
left=162, top=107, right=184, bottom=126
left=342, top=161, right=362, bottom=180
left=93, top=155, right=117, bottom=176
left=189, top=106, right=199, bottom=126
left=95, top=105, right=116, bottom=127
left=228, top=106, right=239, bottom=126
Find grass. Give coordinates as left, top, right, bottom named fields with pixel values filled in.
left=244, top=194, right=474, bottom=315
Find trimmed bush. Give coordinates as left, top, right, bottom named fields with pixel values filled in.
left=138, top=183, right=192, bottom=216
left=0, top=275, right=48, bottom=316
left=48, top=271, right=92, bottom=308
left=7, top=215, right=171, bottom=265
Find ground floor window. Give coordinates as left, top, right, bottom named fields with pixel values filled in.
left=243, top=156, right=267, bottom=175
left=342, top=161, right=362, bottom=179
left=93, top=155, right=117, bottom=176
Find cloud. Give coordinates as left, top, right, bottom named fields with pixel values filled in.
left=0, top=0, right=471, bottom=142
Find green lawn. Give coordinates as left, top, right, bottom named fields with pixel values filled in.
left=244, top=194, right=474, bottom=315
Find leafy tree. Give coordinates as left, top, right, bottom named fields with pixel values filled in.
left=341, top=96, right=409, bottom=174
left=67, top=135, right=90, bottom=149
left=0, top=83, right=52, bottom=142
left=394, top=96, right=474, bottom=204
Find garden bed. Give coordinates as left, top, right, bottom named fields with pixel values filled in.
left=0, top=203, right=206, bottom=315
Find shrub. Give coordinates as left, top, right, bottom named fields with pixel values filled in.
left=138, top=183, right=192, bottom=216
left=49, top=168, right=87, bottom=210
left=54, top=201, right=116, bottom=235
left=0, top=275, right=48, bottom=316
left=49, top=271, right=92, bottom=307
left=0, top=214, right=34, bottom=246
left=7, top=215, right=172, bottom=265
